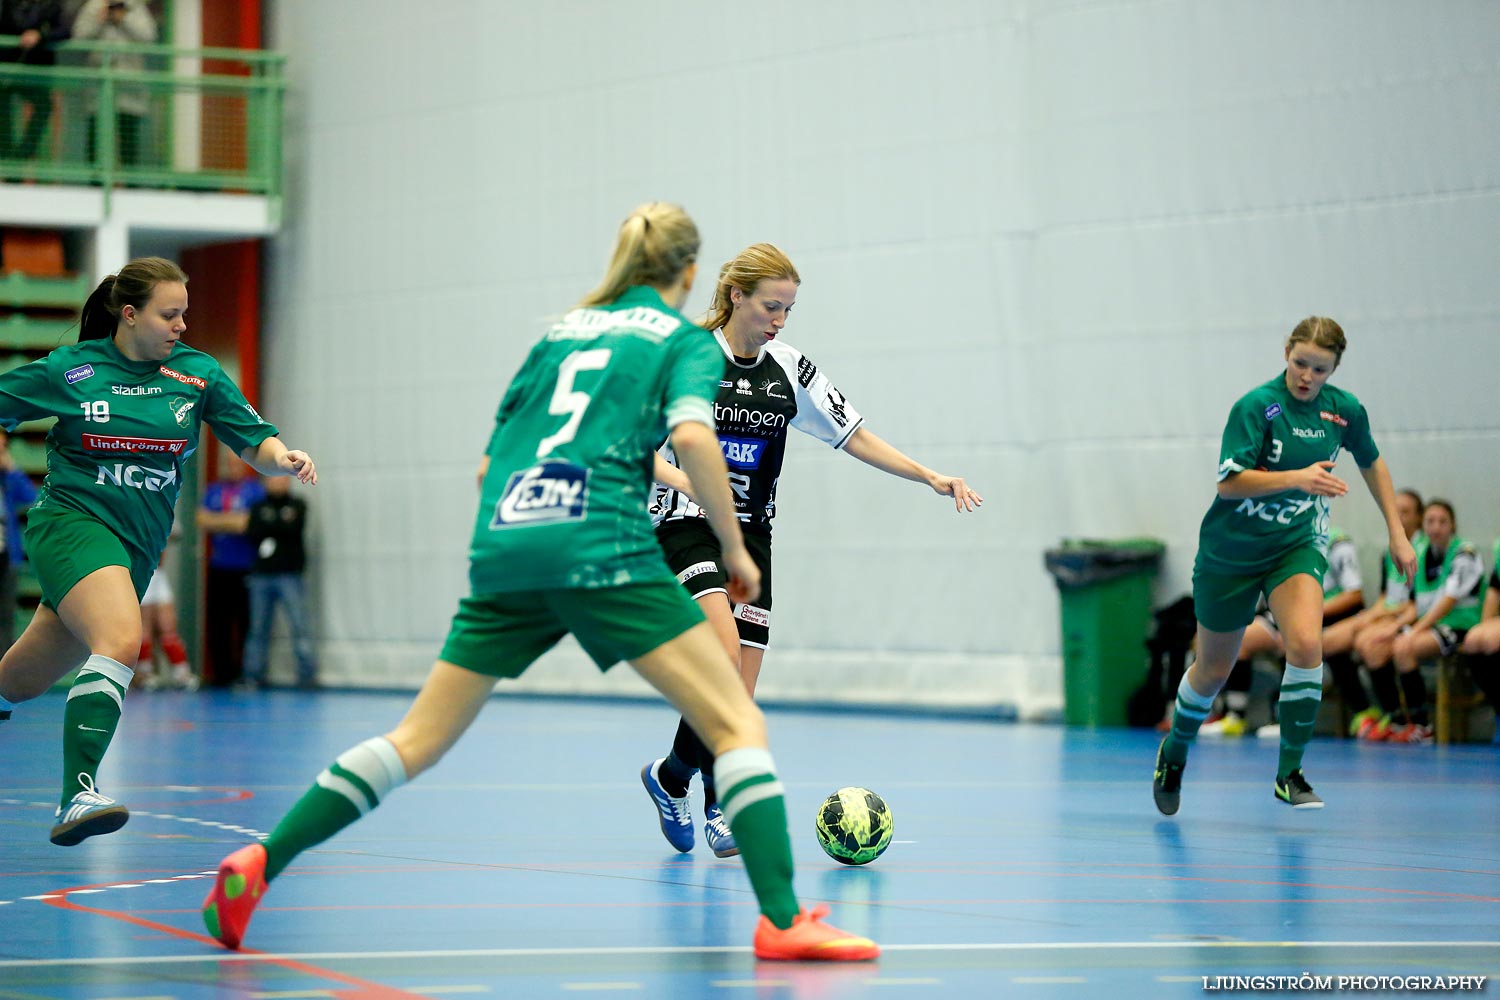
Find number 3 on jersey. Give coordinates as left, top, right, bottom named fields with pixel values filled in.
left=536, top=349, right=610, bottom=458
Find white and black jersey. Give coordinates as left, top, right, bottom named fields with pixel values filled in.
left=651, top=331, right=863, bottom=529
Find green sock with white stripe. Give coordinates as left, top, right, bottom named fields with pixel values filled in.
left=1276, top=663, right=1324, bottom=779
left=1162, top=672, right=1216, bottom=767
left=60, top=655, right=133, bottom=806
left=262, top=736, right=407, bottom=882
left=714, top=746, right=799, bottom=930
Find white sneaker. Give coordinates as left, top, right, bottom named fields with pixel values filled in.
left=170, top=664, right=200, bottom=691
left=50, top=775, right=130, bottom=846
left=1256, top=723, right=1281, bottom=740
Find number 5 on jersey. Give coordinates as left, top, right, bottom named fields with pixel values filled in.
left=536, top=349, right=611, bottom=458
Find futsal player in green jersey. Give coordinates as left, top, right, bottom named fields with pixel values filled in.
left=1367, top=499, right=1486, bottom=743
left=1154, top=316, right=1416, bottom=814
left=0, top=256, right=317, bottom=846
left=1456, top=540, right=1500, bottom=715
left=203, top=203, right=879, bottom=962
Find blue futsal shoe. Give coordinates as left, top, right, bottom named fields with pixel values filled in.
left=703, top=804, right=739, bottom=858
left=641, top=758, right=694, bottom=853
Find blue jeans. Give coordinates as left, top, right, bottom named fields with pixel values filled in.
left=243, top=573, right=316, bottom=684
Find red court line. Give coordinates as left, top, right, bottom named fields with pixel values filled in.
left=42, top=880, right=434, bottom=1000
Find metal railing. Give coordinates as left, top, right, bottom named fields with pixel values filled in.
left=0, top=36, right=284, bottom=196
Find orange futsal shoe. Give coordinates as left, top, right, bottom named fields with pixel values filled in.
left=202, top=843, right=268, bottom=949
left=753, top=904, right=880, bottom=961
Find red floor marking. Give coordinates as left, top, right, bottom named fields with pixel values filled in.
left=129, top=786, right=256, bottom=808
left=43, top=880, right=432, bottom=999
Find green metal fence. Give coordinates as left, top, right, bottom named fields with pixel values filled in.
left=0, top=37, right=283, bottom=196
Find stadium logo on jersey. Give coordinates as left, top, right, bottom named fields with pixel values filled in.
left=84, top=433, right=189, bottom=455
left=169, top=397, right=196, bottom=428
left=713, top=402, right=787, bottom=430
left=95, top=463, right=178, bottom=492
left=1263, top=403, right=1282, bottom=420
left=736, top=378, right=754, bottom=396
left=65, top=364, right=95, bottom=384
left=491, top=460, right=589, bottom=529
left=1319, top=410, right=1348, bottom=427
left=111, top=385, right=163, bottom=396
left=720, top=436, right=766, bottom=470
left=796, top=356, right=817, bottom=388
left=1234, top=496, right=1316, bottom=525
left=1292, top=427, right=1326, bottom=439
left=759, top=378, right=788, bottom=400
left=159, top=366, right=207, bottom=389
left=825, top=386, right=850, bottom=428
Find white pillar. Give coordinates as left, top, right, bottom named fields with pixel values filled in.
left=93, top=217, right=130, bottom=280
left=172, top=0, right=202, bottom=174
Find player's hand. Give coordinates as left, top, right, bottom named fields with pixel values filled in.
left=931, top=474, right=983, bottom=513
left=1297, top=461, right=1346, bottom=497
left=1390, top=533, right=1417, bottom=583
left=282, top=450, right=317, bottom=485
left=722, top=543, right=761, bottom=606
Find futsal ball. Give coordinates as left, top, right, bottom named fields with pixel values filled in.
left=814, top=787, right=894, bottom=865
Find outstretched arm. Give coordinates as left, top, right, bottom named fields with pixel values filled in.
left=1358, top=458, right=1415, bottom=582
left=240, top=437, right=317, bottom=485
left=841, top=426, right=982, bottom=513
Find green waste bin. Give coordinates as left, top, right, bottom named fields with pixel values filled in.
left=1044, top=538, right=1165, bottom=727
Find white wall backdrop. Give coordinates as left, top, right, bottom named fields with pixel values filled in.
left=260, top=0, right=1500, bottom=716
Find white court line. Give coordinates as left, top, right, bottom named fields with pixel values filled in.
left=560, top=985, right=641, bottom=992
left=2, top=940, right=1497, bottom=968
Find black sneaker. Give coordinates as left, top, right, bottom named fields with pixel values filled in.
left=1274, top=769, right=1324, bottom=809
left=1152, top=739, right=1185, bottom=816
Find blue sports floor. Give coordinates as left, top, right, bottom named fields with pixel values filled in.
left=2, top=689, right=1497, bottom=999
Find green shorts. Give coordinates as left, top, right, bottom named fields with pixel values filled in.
left=439, top=580, right=706, bottom=678
left=1193, top=545, right=1328, bottom=634
left=23, top=505, right=155, bottom=609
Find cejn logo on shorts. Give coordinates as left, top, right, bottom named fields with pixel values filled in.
left=491, top=460, right=590, bottom=528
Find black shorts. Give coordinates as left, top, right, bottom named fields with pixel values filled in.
left=655, top=517, right=773, bottom=649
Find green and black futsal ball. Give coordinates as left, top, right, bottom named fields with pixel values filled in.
left=814, top=787, right=894, bottom=865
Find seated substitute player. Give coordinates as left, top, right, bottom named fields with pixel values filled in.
left=202, top=203, right=879, bottom=963
left=640, top=242, right=981, bottom=858
left=1359, top=499, right=1485, bottom=743
left=1199, top=527, right=1364, bottom=739
left=1153, top=316, right=1415, bottom=815
left=1456, top=539, right=1500, bottom=723
left=1320, top=488, right=1424, bottom=736
left=0, top=256, right=315, bottom=846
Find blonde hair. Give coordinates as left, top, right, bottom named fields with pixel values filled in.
left=578, top=203, right=700, bottom=308
left=79, top=257, right=188, bottom=342
left=1286, top=316, right=1347, bottom=364
left=699, top=243, right=800, bottom=333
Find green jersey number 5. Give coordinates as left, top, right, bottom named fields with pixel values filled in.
left=536, top=349, right=611, bottom=458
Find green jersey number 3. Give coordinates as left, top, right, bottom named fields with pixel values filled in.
left=536, top=349, right=611, bottom=458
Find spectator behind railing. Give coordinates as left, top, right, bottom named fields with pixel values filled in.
left=71, top=0, right=157, bottom=168
left=0, top=0, right=70, bottom=161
